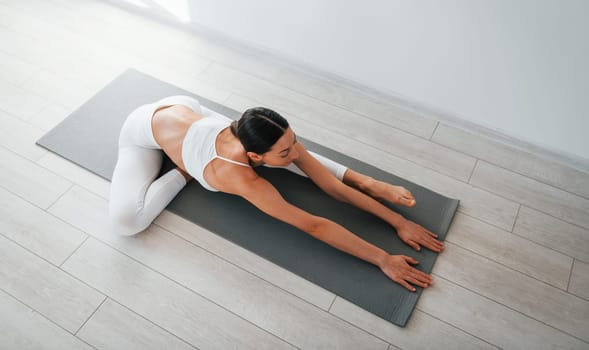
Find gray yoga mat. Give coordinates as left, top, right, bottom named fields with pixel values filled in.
left=36, top=68, right=459, bottom=327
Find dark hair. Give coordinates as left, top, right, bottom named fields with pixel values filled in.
left=230, top=107, right=289, bottom=154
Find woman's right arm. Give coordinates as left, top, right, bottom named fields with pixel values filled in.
left=224, top=172, right=433, bottom=291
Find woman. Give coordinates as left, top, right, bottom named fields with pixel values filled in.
left=109, top=95, right=444, bottom=291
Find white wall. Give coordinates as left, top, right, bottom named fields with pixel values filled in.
left=125, top=0, right=589, bottom=161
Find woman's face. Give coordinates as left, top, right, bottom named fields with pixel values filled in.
left=254, top=127, right=299, bottom=167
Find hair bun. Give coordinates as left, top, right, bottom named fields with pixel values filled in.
left=235, top=107, right=289, bottom=154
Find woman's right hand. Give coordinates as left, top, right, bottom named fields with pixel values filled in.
left=379, top=254, right=433, bottom=291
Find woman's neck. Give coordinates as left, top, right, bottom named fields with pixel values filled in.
left=219, top=127, right=256, bottom=166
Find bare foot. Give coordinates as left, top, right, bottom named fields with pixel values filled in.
left=362, top=178, right=416, bottom=207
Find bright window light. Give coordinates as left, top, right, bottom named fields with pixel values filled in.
left=119, top=0, right=149, bottom=8
left=117, top=0, right=191, bottom=23
left=152, top=0, right=190, bottom=23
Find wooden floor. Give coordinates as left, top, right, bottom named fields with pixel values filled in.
left=1, top=1, right=588, bottom=349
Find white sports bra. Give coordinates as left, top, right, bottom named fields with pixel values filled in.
left=182, top=117, right=251, bottom=192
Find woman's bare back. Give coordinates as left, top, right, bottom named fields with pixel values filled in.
left=151, top=104, right=204, bottom=171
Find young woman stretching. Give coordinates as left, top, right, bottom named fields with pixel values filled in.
left=109, top=95, right=444, bottom=291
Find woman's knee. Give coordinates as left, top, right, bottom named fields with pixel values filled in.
left=108, top=203, right=148, bottom=236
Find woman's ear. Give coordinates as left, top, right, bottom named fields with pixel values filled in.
left=247, top=151, right=263, bottom=163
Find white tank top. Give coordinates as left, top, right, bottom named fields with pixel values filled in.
left=182, top=117, right=250, bottom=192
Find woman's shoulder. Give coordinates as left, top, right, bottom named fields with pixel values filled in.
left=207, top=160, right=258, bottom=194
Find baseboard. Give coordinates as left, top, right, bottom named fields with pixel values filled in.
left=104, top=0, right=589, bottom=173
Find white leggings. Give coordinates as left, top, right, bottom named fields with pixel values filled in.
left=109, top=97, right=347, bottom=236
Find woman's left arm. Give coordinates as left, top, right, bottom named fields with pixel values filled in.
left=293, top=143, right=444, bottom=253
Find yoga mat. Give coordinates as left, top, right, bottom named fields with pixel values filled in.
left=36, top=68, right=459, bottom=327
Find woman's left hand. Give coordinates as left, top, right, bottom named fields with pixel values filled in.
left=396, top=219, right=445, bottom=252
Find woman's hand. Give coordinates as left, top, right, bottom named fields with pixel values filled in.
left=396, top=219, right=445, bottom=252
left=379, top=254, right=433, bottom=291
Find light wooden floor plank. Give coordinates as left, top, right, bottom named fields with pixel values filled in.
left=569, top=260, right=589, bottom=301
left=50, top=185, right=389, bottom=350
left=0, top=4, right=208, bottom=105
left=0, top=1, right=203, bottom=77
left=0, top=5, right=227, bottom=107
left=418, top=277, right=588, bottom=350
left=0, top=289, right=93, bottom=350
left=513, top=206, right=589, bottom=263
left=0, top=187, right=87, bottom=266
left=470, top=161, right=589, bottom=230
left=0, top=49, right=40, bottom=86
left=36, top=152, right=111, bottom=200
left=0, top=26, right=124, bottom=83
left=40, top=0, right=190, bottom=50
left=433, top=123, right=589, bottom=199
left=199, top=63, right=477, bottom=182
left=330, top=297, right=498, bottom=350
left=1, top=22, right=223, bottom=124
left=28, top=102, right=73, bottom=132
left=0, top=234, right=105, bottom=333
left=0, top=109, right=48, bottom=162
left=0, top=10, right=120, bottom=90
left=0, top=77, right=50, bottom=120
left=19, top=68, right=102, bottom=111
left=0, top=146, right=72, bottom=209
left=51, top=0, right=195, bottom=47
left=76, top=298, right=197, bottom=350
left=434, top=243, right=589, bottom=342
left=446, top=212, right=573, bottom=290
left=62, top=237, right=297, bottom=350
left=1, top=0, right=160, bottom=49
left=2, top=0, right=154, bottom=66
